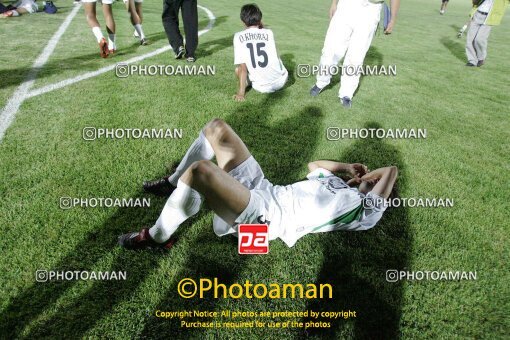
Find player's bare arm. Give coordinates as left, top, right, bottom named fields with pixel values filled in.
left=361, top=166, right=398, bottom=198
left=234, top=63, right=248, bottom=101
left=384, top=0, right=401, bottom=34
left=308, top=160, right=368, bottom=178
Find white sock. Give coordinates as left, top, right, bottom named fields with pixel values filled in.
left=133, top=29, right=139, bottom=37
left=92, top=26, right=103, bottom=43
left=134, top=24, right=145, bottom=40
left=149, top=180, right=202, bottom=243
left=108, top=33, right=116, bottom=50
left=461, top=24, right=468, bottom=31
left=168, top=131, right=214, bottom=186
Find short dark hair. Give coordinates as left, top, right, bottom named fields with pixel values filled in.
left=240, top=4, right=263, bottom=27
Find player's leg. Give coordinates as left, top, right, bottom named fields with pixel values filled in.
left=465, top=15, right=481, bottom=66
left=126, top=0, right=148, bottom=44
left=473, top=24, right=491, bottom=66
left=338, top=15, right=378, bottom=107
left=311, top=12, right=352, bottom=96
left=144, top=119, right=251, bottom=195
left=102, top=1, right=116, bottom=53
left=135, top=1, right=143, bottom=22
left=181, top=0, right=198, bottom=61
left=83, top=1, right=109, bottom=58
left=162, top=0, right=185, bottom=58
left=120, top=160, right=251, bottom=249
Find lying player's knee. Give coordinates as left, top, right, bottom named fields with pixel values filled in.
left=190, top=160, right=215, bottom=179
left=204, top=118, right=229, bottom=137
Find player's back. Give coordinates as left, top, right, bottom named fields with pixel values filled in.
left=233, top=27, right=287, bottom=88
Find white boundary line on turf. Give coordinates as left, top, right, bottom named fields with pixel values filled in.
left=26, top=5, right=216, bottom=99
left=0, top=4, right=216, bottom=143
left=0, top=4, right=82, bottom=142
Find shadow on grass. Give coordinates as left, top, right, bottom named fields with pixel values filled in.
left=0, top=189, right=172, bottom=338
left=139, top=96, right=324, bottom=338
left=440, top=36, right=465, bottom=63
left=301, top=121, right=411, bottom=339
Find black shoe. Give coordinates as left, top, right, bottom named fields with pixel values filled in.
left=118, top=228, right=176, bottom=250
left=341, top=96, right=352, bottom=108
left=310, top=85, right=323, bottom=97
left=143, top=176, right=176, bottom=196
left=175, top=46, right=185, bottom=59
left=466, top=62, right=476, bottom=67
left=140, top=38, right=149, bottom=46
left=186, top=56, right=196, bottom=63
left=477, top=60, right=484, bottom=67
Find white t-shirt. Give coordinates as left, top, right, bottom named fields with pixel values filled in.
left=477, top=0, right=494, bottom=13
left=233, top=27, right=287, bottom=88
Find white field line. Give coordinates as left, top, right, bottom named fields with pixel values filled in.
left=0, top=4, right=216, bottom=143
left=0, top=4, right=82, bottom=142
left=26, top=5, right=216, bottom=99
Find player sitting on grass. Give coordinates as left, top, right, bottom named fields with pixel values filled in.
left=232, top=4, right=288, bottom=102
left=82, top=0, right=117, bottom=57
left=118, top=118, right=398, bottom=250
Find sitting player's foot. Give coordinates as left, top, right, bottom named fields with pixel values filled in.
left=186, top=56, right=196, bottom=63
left=477, top=60, right=484, bottom=67
left=143, top=176, right=176, bottom=196
left=99, top=38, right=109, bottom=58
left=175, top=46, right=185, bottom=59
left=140, top=38, right=149, bottom=46
left=109, top=49, right=116, bottom=55
left=310, top=85, right=323, bottom=97
left=118, top=228, right=176, bottom=250
left=457, top=30, right=464, bottom=38
left=341, top=96, right=352, bottom=108
left=465, top=62, right=476, bottom=67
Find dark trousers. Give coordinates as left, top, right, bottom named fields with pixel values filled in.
left=162, top=0, right=198, bottom=57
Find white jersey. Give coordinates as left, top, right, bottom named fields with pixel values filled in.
left=233, top=27, right=287, bottom=90
left=213, top=157, right=387, bottom=248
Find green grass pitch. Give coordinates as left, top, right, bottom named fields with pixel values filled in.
left=0, top=0, right=509, bottom=338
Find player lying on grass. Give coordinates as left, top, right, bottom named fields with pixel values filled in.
left=118, top=118, right=398, bottom=250
left=0, top=0, right=37, bottom=18
left=232, top=4, right=288, bottom=102
left=83, top=0, right=117, bottom=57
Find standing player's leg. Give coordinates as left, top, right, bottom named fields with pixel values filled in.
left=338, top=15, right=378, bottom=108
left=102, top=1, right=116, bottom=53
left=83, top=1, right=109, bottom=58
left=440, top=0, right=448, bottom=15
left=162, top=0, right=185, bottom=59
left=181, top=0, right=198, bottom=62
left=311, top=12, right=352, bottom=97
left=472, top=23, right=491, bottom=66
left=465, top=13, right=482, bottom=66
left=125, top=0, right=148, bottom=45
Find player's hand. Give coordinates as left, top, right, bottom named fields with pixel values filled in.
left=348, top=163, right=368, bottom=178
left=329, top=4, right=337, bottom=19
left=233, top=94, right=245, bottom=102
left=360, top=170, right=381, bottom=184
left=346, top=177, right=362, bottom=187
left=384, top=20, right=395, bottom=34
